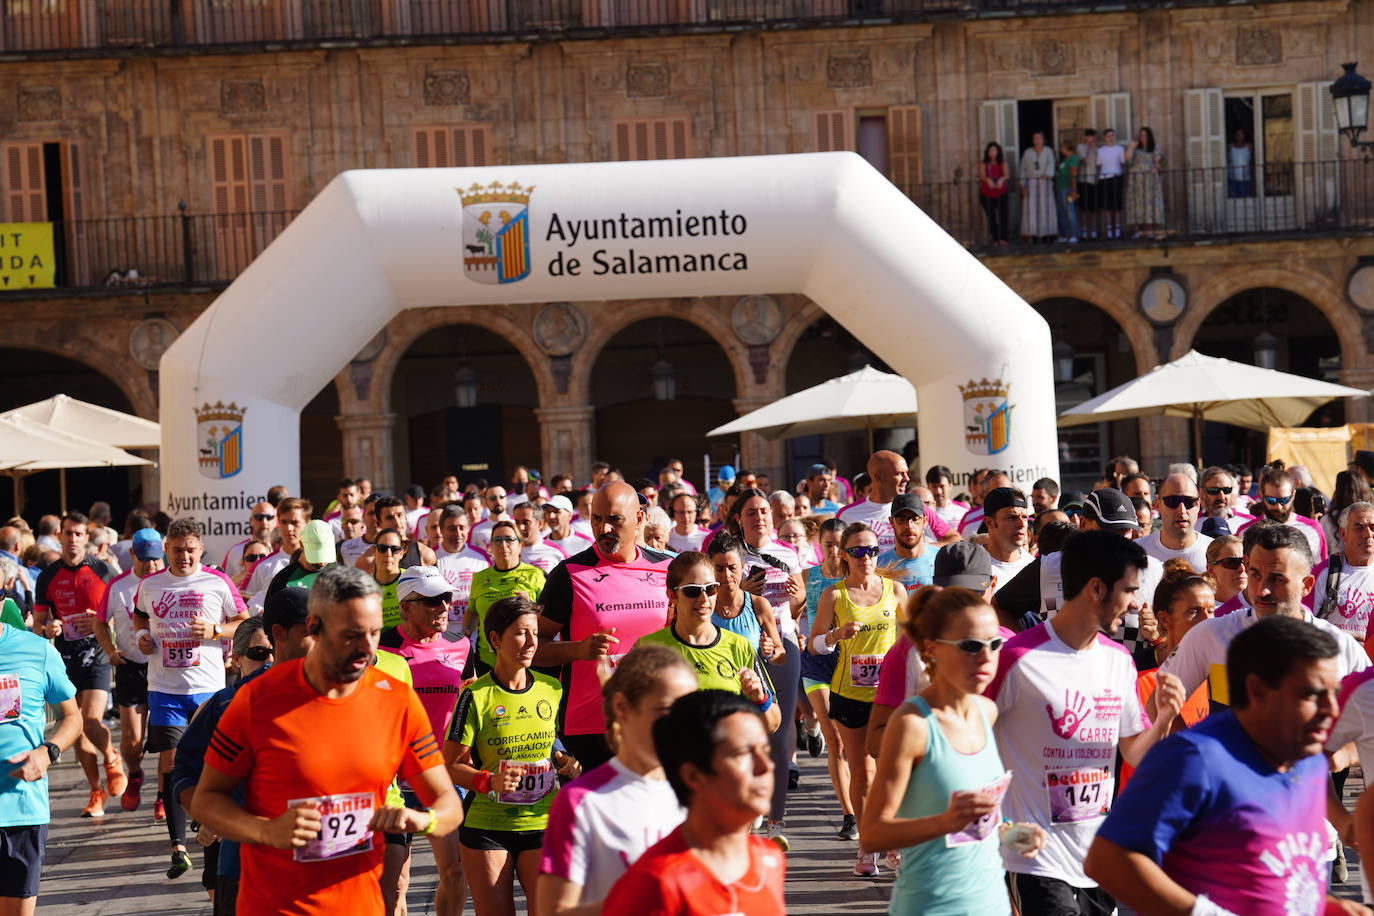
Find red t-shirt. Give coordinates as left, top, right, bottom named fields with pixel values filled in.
left=603, top=827, right=786, bottom=915
left=203, top=659, right=441, bottom=916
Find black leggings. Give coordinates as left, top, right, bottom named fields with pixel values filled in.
left=767, top=638, right=801, bottom=822
left=981, top=194, right=1009, bottom=242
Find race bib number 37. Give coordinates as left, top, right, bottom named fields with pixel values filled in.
left=290, top=793, right=375, bottom=862
left=850, top=654, right=882, bottom=688
left=1045, top=766, right=1112, bottom=824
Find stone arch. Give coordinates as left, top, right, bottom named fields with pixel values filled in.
left=365, top=305, right=558, bottom=415
left=1175, top=265, right=1362, bottom=367
left=771, top=298, right=827, bottom=388
left=1, top=327, right=154, bottom=420
left=570, top=298, right=752, bottom=404
left=1013, top=275, right=1158, bottom=376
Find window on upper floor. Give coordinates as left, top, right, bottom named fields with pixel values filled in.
left=813, top=106, right=922, bottom=194
left=613, top=116, right=692, bottom=160
left=206, top=132, right=291, bottom=276
left=412, top=125, right=491, bottom=168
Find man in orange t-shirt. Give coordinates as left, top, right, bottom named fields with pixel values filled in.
left=604, top=690, right=786, bottom=915
left=192, top=566, right=463, bottom=915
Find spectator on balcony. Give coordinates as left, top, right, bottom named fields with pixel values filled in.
left=1228, top=129, right=1254, bottom=198
left=1019, top=132, right=1056, bottom=243
left=1126, top=126, right=1165, bottom=239
left=1097, top=127, right=1127, bottom=239
left=978, top=141, right=1010, bottom=246
left=1055, top=136, right=1080, bottom=244
left=1076, top=128, right=1101, bottom=240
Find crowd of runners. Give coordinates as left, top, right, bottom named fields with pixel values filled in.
left=5, top=450, right=1374, bottom=915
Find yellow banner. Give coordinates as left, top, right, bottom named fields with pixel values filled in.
left=0, top=223, right=56, bottom=290
left=1266, top=425, right=1351, bottom=495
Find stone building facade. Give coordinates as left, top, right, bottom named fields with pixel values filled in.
left=2, top=0, right=1372, bottom=511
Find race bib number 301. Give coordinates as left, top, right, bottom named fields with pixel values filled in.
left=496, top=759, right=555, bottom=806
left=290, top=793, right=375, bottom=862
left=1045, top=766, right=1113, bottom=824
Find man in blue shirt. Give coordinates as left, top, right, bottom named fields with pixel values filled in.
left=1, top=621, right=82, bottom=913
left=875, top=494, right=935, bottom=589
left=1085, top=616, right=1360, bottom=916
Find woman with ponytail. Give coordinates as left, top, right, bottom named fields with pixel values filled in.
left=861, top=586, right=1044, bottom=914
left=536, top=645, right=698, bottom=916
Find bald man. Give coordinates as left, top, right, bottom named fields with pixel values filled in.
left=1138, top=473, right=1213, bottom=571
left=835, top=452, right=960, bottom=553
left=534, top=481, right=674, bottom=770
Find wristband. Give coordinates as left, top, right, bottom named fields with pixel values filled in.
left=1190, top=895, right=1239, bottom=916
left=758, top=694, right=773, bottom=714
left=471, top=770, right=492, bottom=795
left=417, top=808, right=438, bottom=836
left=811, top=634, right=835, bottom=655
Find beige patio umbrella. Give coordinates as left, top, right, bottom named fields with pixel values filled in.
left=0, top=415, right=153, bottom=514
left=2, top=393, right=160, bottom=449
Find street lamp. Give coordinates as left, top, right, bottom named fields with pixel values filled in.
left=1052, top=340, right=1076, bottom=384
left=1330, top=62, right=1373, bottom=150
left=652, top=357, right=676, bottom=401
left=1253, top=331, right=1279, bottom=371
left=453, top=364, right=479, bottom=408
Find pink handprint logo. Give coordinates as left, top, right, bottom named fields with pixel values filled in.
left=1046, top=689, right=1090, bottom=740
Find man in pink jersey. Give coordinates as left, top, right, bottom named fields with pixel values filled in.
left=133, top=518, right=248, bottom=880
left=221, top=501, right=277, bottom=582
left=535, top=481, right=674, bottom=770
left=836, top=450, right=957, bottom=550
left=93, top=528, right=163, bottom=812
left=378, top=565, right=470, bottom=916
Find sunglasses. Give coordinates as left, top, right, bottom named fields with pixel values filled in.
left=252, top=513, right=276, bottom=521
left=375, top=544, right=404, bottom=555
left=241, top=645, right=271, bottom=662
left=1161, top=495, right=1199, bottom=510
left=1209, top=556, right=1245, bottom=570
left=490, top=536, right=520, bottom=545
left=846, top=545, right=881, bottom=559
left=242, top=552, right=269, bottom=563
left=1263, top=494, right=1294, bottom=506
left=673, top=582, right=720, bottom=599
left=1063, top=507, right=1082, bottom=518
left=1203, top=486, right=1233, bottom=496
left=933, top=636, right=1005, bottom=655
left=403, top=593, right=452, bottom=607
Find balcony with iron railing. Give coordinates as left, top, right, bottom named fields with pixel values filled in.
left=7, top=158, right=1370, bottom=298
left=0, top=0, right=1315, bottom=55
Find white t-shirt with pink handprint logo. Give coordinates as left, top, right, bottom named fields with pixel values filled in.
left=1312, top=557, right=1374, bottom=641
left=986, top=619, right=1148, bottom=887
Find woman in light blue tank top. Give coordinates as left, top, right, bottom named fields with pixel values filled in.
left=861, top=586, right=1045, bottom=914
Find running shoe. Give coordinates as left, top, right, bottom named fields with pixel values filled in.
left=122, top=768, right=144, bottom=812
left=154, top=797, right=166, bottom=823
left=884, top=850, right=902, bottom=873
left=167, top=849, right=192, bottom=880
left=853, top=851, right=878, bottom=877
left=837, top=813, right=858, bottom=840
left=1334, top=838, right=1349, bottom=884
left=766, top=822, right=791, bottom=852
left=788, top=766, right=800, bottom=790
left=81, top=789, right=107, bottom=818
left=794, top=718, right=806, bottom=751
left=806, top=726, right=824, bottom=758
left=104, top=751, right=128, bottom=798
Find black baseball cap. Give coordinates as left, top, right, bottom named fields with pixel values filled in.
left=982, top=487, right=1029, bottom=519
left=1059, top=491, right=1087, bottom=512
left=261, top=587, right=310, bottom=643
left=932, top=542, right=993, bottom=590
left=1199, top=516, right=1232, bottom=539
left=1083, top=488, right=1137, bottom=531
left=890, top=494, right=926, bottom=518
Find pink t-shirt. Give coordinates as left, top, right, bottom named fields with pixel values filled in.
left=377, top=628, right=470, bottom=741
left=540, top=545, right=675, bottom=736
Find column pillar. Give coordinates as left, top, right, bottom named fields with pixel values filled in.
left=536, top=405, right=595, bottom=482
left=336, top=412, right=398, bottom=495
left=731, top=396, right=786, bottom=485
left=1339, top=368, right=1374, bottom=426
left=1138, top=415, right=1189, bottom=473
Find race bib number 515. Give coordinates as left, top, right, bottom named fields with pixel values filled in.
left=289, top=793, right=375, bottom=862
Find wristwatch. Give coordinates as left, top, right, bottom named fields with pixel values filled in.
left=212, top=624, right=222, bottom=639
left=42, top=741, right=60, bottom=764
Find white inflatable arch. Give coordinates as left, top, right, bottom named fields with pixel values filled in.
left=160, top=152, right=1058, bottom=552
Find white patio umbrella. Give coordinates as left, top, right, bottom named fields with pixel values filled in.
left=2, top=393, right=161, bottom=449
left=707, top=365, right=917, bottom=452
left=0, top=415, right=153, bottom=514
left=1057, top=349, right=1368, bottom=466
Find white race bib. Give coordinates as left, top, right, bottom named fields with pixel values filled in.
left=0, top=675, right=21, bottom=722
left=290, top=793, right=375, bottom=862
left=496, top=758, right=555, bottom=806
left=1045, top=766, right=1112, bottom=824
left=161, top=639, right=201, bottom=669
left=849, top=654, right=882, bottom=687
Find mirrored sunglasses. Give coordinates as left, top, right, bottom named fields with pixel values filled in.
left=932, top=636, right=1005, bottom=655
left=673, top=583, right=720, bottom=599
left=1161, top=494, right=1199, bottom=510
left=846, top=545, right=881, bottom=559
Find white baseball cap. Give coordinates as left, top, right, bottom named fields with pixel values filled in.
left=397, top=565, right=452, bottom=602
left=546, top=495, right=574, bottom=513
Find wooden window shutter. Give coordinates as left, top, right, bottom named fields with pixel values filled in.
left=613, top=117, right=692, bottom=160
left=415, top=125, right=491, bottom=168
left=60, top=142, right=83, bottom=221
left=813, top=109, right=854, bottom=152
left=248, top=133, right=289, bottom=213
left=208, top=134, right=250, bottom=214
left=2, top=141, right=47, bottom=222
left=887, top=105, right=922, bottom=191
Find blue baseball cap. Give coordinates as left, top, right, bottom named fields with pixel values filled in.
left=718, top=465, right=736, bottom=481
left=132, top=528, right=164, bottom=561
